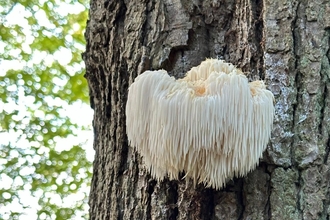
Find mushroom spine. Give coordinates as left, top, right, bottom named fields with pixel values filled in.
left=126, top=58, right=275, bottom=190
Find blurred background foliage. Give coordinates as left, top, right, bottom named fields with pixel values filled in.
left=0, top=0, right=93, bottom=219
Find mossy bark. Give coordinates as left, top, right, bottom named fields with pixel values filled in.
left=83, top=0, right=330, bottom=219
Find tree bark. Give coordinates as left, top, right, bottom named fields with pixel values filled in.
left=83, top=0, right=330, bottom=219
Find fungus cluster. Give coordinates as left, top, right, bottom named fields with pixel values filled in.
left=126, top=59, right=274, bottom=189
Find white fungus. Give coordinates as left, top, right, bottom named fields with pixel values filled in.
left=126, top=58, right=275, bottom=190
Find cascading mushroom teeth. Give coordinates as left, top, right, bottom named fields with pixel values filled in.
left=126, top=58, right=275, bottom=190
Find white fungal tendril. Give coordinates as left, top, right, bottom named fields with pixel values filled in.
left=126, top=58, right=275, bottom=190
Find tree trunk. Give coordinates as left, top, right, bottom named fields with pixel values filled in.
left=83, top=0, right=330, bottom=219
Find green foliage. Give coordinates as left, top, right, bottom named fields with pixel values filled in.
left=0, top=0, right=92, bottom=219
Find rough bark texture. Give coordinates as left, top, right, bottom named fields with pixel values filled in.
left=83, top=0, right=330, bottom=219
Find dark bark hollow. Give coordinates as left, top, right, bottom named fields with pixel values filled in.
left=83, top=0, right=330, bottom=219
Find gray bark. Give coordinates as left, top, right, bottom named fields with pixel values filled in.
left=83, top=0, right=330, bottom=219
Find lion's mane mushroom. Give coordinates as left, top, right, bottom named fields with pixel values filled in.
left=126, top=59, right=274, bottom=190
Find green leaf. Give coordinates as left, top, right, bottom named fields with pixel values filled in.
left=0, top=0, right=92, bottom=219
